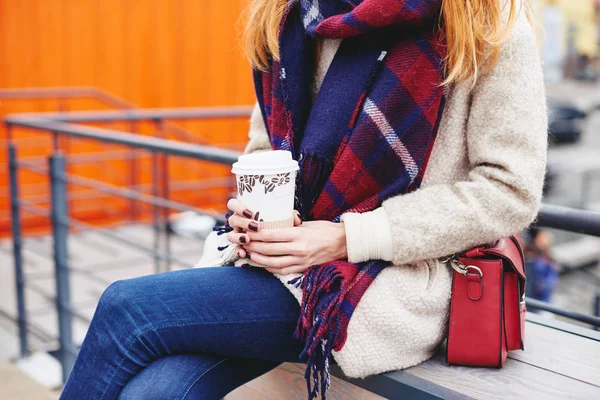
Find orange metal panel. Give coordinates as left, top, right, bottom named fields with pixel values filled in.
left=0, top=0, right=255, bottom=235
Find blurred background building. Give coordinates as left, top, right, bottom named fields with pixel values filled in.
left=535, top=0, right=600, bottom=81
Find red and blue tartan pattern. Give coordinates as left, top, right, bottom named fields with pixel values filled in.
left=253, top=1, right=446, bottom=398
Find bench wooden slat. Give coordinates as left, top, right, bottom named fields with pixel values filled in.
left=228, top=319, right=600, bottom=399
left=508, top=321, right=600, bottom=386
left=226, top=362, right=386, bottom=400
left=405, top=354, right=599, bottom=400
left=402, top=320, right=600, bottom=399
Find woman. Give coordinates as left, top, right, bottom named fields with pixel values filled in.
left=61, top=0, right=547, bottom=398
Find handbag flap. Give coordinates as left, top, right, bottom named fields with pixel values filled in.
left=488, top=235, right=526, bottom=280
left=463, top=234, right=526, bottom=296
left=465, top=235, right=525, bottom=280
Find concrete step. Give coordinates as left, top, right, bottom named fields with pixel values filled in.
left=0, top=361, right=58, bottom=400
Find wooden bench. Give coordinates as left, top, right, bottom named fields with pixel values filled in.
left=227, top=313, right=600, bottom=400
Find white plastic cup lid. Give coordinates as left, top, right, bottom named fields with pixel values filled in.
left=231, top=150, right=299, bottom=175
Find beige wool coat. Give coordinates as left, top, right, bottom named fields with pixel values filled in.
left=199, top=10, right=548, bottom=379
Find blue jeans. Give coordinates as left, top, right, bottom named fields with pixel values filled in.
left=60, top=266, right=307, bottom=399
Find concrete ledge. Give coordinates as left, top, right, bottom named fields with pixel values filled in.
left=0, top=363, right=57, bottom=400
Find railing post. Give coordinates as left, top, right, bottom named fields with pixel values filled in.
left=155, top=118, right=172, bottom=271
left=594, top=295, right=600, bottom=331
left=163, top=152, right=172, bottom=271
left=8, top=138, right=29, bottom=357
left=151, top=149, right=162, bottom=274
left=129, top=121, right=138, bottom=223
left=49, top=152, right=75, bottom=381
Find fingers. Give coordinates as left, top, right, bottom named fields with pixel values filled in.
left=266, top=265, right=308, bottom=275
left=228, top=214, right=260, bottom=232
left=238, top=248, right=247, bottom=258
left=247, top=227, right=297, bottom=242
left=226, top=199, right=261, bottom=232
left=248, top=252, right=299, bottom=269
left=227, top=198, right=254, bottom=219
left=243, top=240, right=300, bottom=256
left=227, top=231, right=251, bottom=245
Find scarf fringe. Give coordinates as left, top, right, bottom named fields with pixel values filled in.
left=213, top=211, right=234, bottom=236
left=289, top=265, right=344, bottom=399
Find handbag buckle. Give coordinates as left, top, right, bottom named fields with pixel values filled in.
left=446, top=256, right=483, bottom=278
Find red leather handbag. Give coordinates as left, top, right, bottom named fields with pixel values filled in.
left=445, top=235, right=527, bottom=367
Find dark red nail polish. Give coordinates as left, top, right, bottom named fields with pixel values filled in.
left=239, top=235, right=247, bottom=243
left=243, top=209, right=253, bottom=219
left=248, top=221, right=259, bottom=232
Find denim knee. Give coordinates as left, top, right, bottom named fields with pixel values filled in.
left=96, top=279, right=137, bottom=318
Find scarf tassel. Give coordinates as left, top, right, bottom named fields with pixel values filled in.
left=289, top=265, right=344, bottom=399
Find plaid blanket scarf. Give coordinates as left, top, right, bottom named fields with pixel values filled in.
left=252, top=0, right=446, bottom=398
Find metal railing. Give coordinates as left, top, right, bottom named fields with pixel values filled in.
left=0, top=87, right=250, bottom=228
left=4, top=107, right=600, bottom=382
left=0, top=86, right=226, bottom=145
left=5, top=107, right=249, bottom=381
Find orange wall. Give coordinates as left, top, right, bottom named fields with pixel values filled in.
left=0, top=0, right=257, bottom=235
left=0, top=0, right=255, bottom=107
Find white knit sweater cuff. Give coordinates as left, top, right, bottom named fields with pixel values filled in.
left=341, top=208, right=394, bottom=263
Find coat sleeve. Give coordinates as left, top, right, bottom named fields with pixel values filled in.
left=342, top=13, right=548, bottom=265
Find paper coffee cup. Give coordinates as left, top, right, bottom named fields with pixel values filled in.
left=231, top=150, right=299, bottom=229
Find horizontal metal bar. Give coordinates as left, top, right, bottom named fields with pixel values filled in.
left=22, top=235, right=201, bottom=288
left=0, top=179, right=232, bottom=213
left=526, top=311, right=600, bottom=342
left=63, top=266, right=114, bottom=287
left=7, top=105, right=253, bottom=123
left=0, top=87, right=134, bottom=110
left=25, top=282, right=92, bottom=325
left=6, top=117, right=240, bottom=163
left=526, top=298, right=600, bottom=327
left=18, top=149, right=148, bottom=166
left=67, top=173, right=221, bottom=217
left=17, top=161, right=228, bottom=220
left=0, top=87, right=245, bottom=146
left=64, top=216, right=195, bottom=269
left=14, top=160, right=48, bottom=174
left=20, top=203, right=51, bottom=218
left=535, top=203, right=600, bottom=237
left=18, top=201, right=193, bottom=268
left=0, top=309, right=56, bottom=344
left=27, top=298, right=100, bottom=317
left=64, top=174, right=223, bottom=217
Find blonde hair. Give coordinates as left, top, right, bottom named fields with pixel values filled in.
left=243, top=0, right=535, bottom=85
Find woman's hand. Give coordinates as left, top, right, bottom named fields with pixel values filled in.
left=225, top=198, right=302, bottom=259
left=225, top=199, right=347, bottom=274
left=243, top=221, right=348, bottom=275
